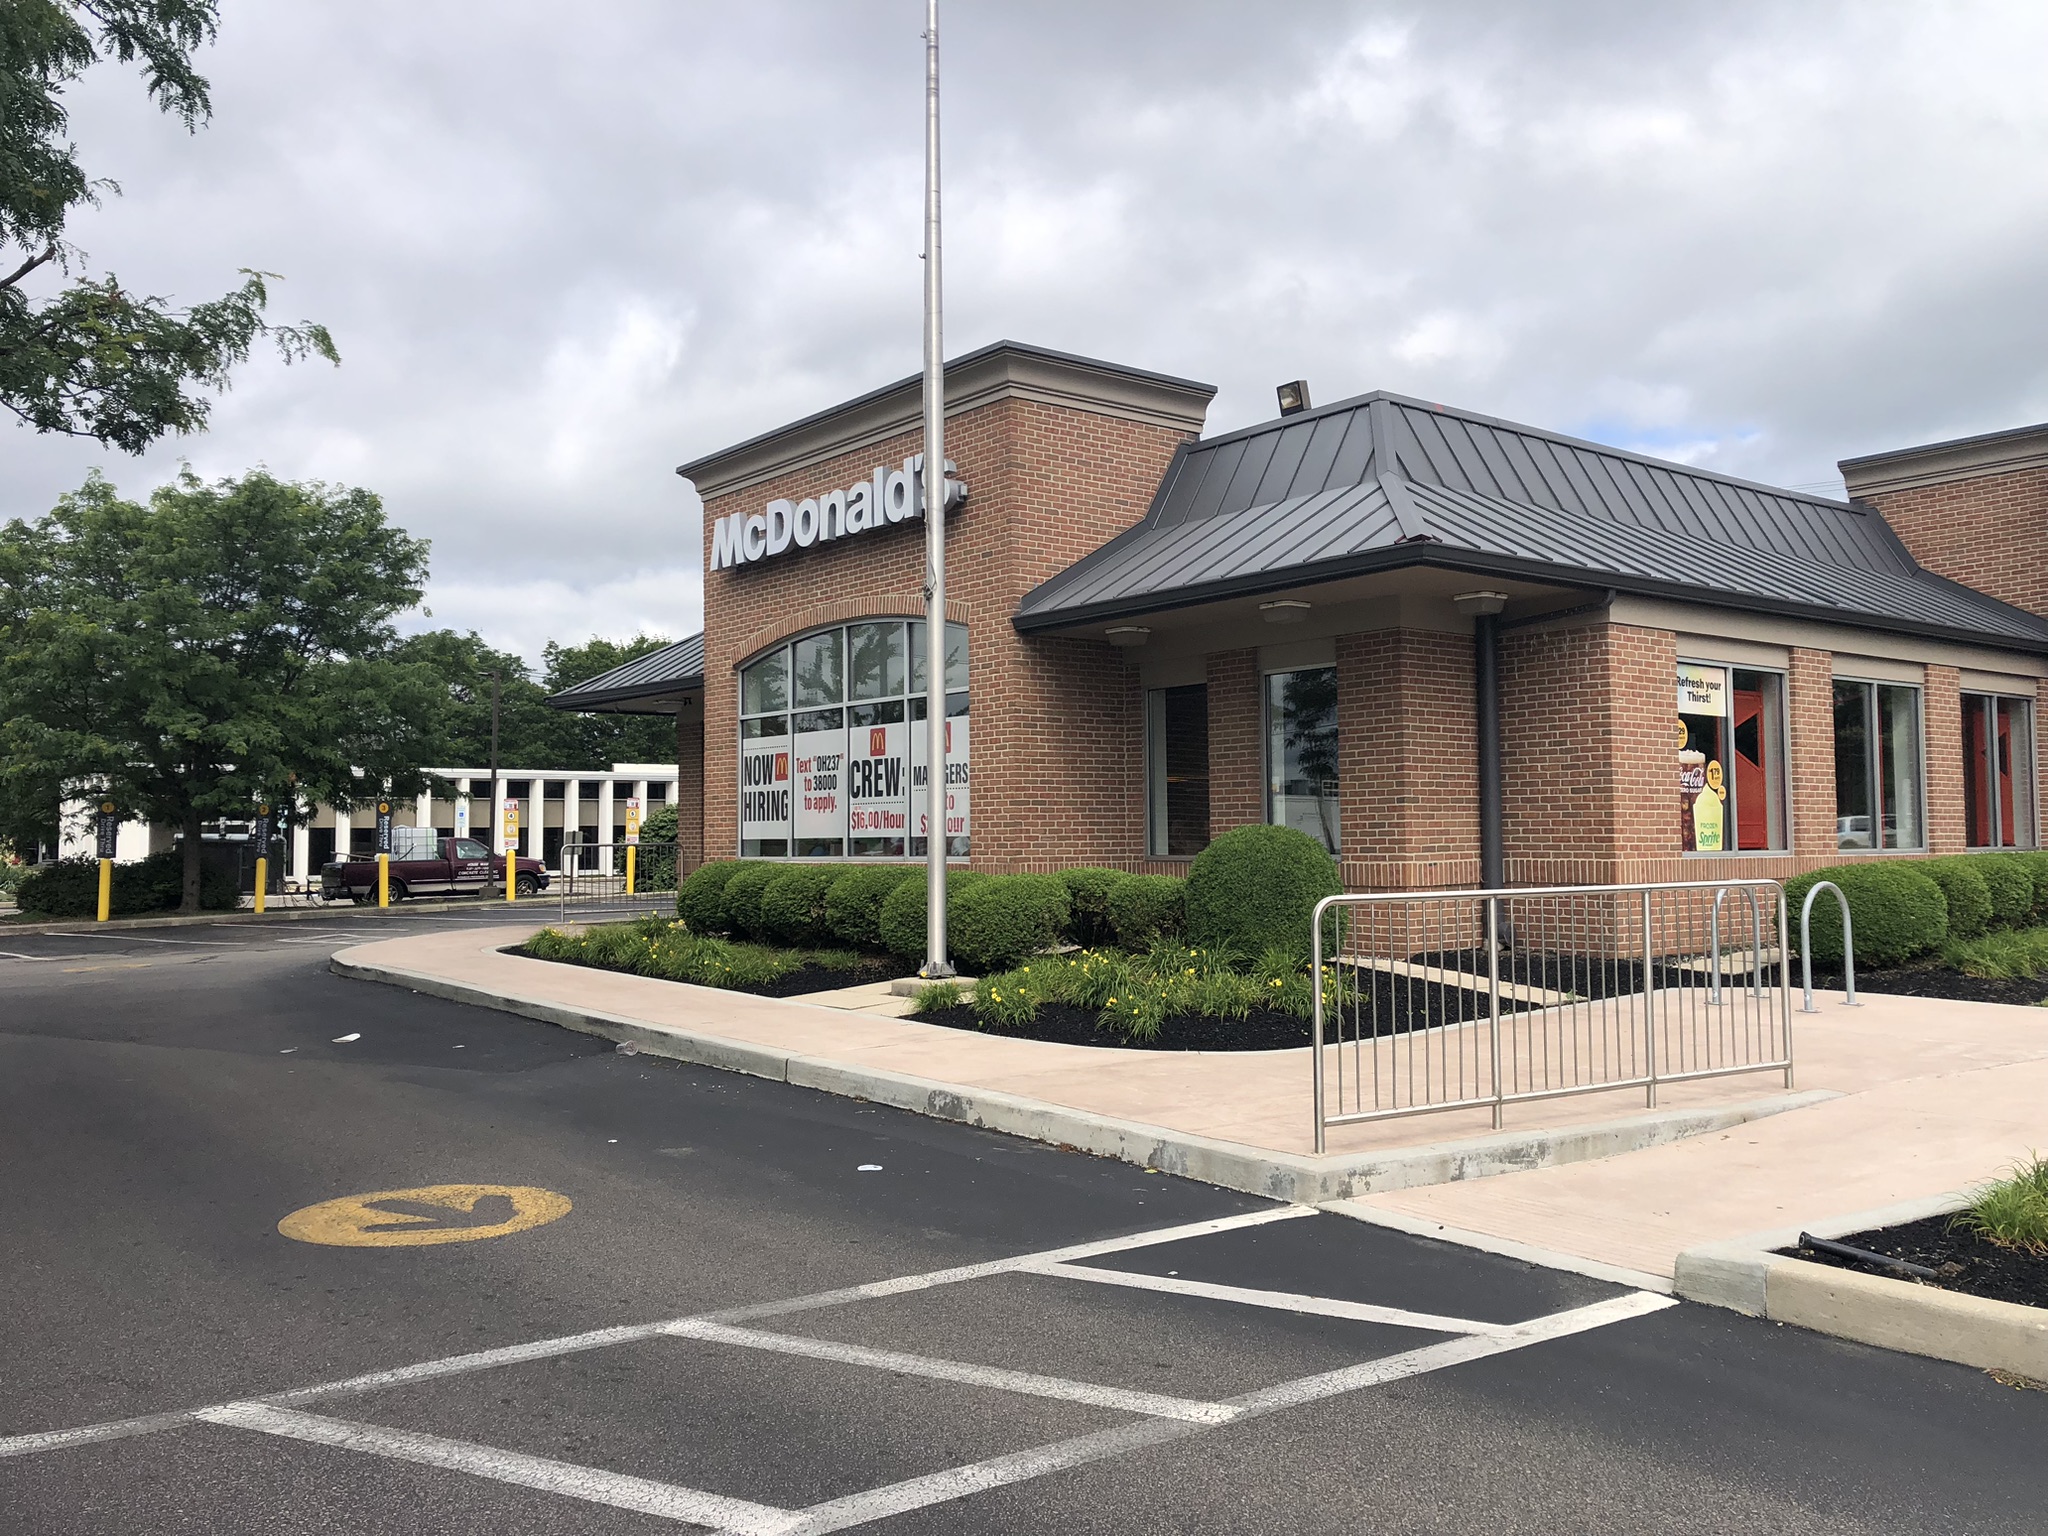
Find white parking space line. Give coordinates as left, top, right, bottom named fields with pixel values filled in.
left=710, top=1204, right=1318, bottom=1325
left=43, top=932, right=243, bottom=947
left=777, top=1292, right=1679, bottom=1536
left=197, top=1403, right=801, bottom=1534
left=663, top=1320, right=1240, bottom=1425
left=1022, top=1260, right=1511, bottom=1335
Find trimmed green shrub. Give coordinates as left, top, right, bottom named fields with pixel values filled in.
left=2012, top=852, right=2048, bottom=922
left=1784, top=864, right=1948, bottom=966
left=1184, top=824, right=1342, bottom=958
left=949, top=875, right=1073, bottom=973
left=823, top=864, right=921, bottom=950
left=759, top=865, right=843, bottom=945
left=878, top=869, right=986, bottom=961
left=1106, top=873, right=1185, bottom=949
left=719, top=861, right=781, bottom=941
left=1056, top=867, right=1129, bottom=947
left=1917, top=859, right=1992, bottom=941
left=16, top=848, right=238, bottom=918
left=677, top=859, right=745, bottom=931
left=1969, top=853, right=2036, bottom=929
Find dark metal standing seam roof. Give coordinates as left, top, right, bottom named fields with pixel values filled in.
left=545, top=634, right=705, bottom=712
left=1014, top=391, right=2048, bottom=651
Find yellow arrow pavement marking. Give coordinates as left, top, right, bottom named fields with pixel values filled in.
left=278, top=1184, right=571, bottom=1248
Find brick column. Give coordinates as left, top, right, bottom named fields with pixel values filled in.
left=675, top=711, right=705, bottom=873
left=1786, top=648, right=1837, bottom=859
left=1923, top=665, right=1965, bottom=853
left=1205, top=649, right=1263, bottom=833
left=1336, top=629, right=1478, bottom=889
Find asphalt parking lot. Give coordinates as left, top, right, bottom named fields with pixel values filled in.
left=2, top=909, right=2043, bottom=1533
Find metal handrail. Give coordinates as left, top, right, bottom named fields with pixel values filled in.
left=1708, top=883, right=1767, bottom=1004
left=1798, top=880, right=1860, bottom=1013
left=1310, top=877, right=1795, bottom=1152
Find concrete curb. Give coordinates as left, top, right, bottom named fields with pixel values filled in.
left=331, top=946, right=1836, bottom=1206
left=1673, top=1195, right=2048, bottom=1377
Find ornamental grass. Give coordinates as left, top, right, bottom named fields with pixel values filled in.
left=1953, top=1153, right=2048, bottom=1256
left=523, top=914, right=805, bottom=989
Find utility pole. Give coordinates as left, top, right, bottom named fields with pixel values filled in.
left=919, top=0, right=952, bottom=978
left=488, top=670, right=501, bottom=847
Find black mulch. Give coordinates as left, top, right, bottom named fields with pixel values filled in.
left=745, top=958, right=904, bottom=998
left=1804, top=963, right=2048, bottom=1008
left=910, top=1001, right=1317, bottom=1052
left=1777, top=1215, right=2047, bottom=1310
left=515, top=948, right=904, bottom=999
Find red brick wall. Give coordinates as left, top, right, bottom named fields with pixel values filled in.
left=1863, top=467, right=2048, bottom=620
left=1336, top=628, right=1481, bottom=890
left=699, top=396, right=1191, bottom=871
left=674, top=714, right=704, bottom=873
left=1204, top=649, right=1262, bottom=834
left=1495, top=621, right=1675, bottom=884
left=1786, top=648, right=1837, bottom=859
left=1923, top=665, right=1965, bottom=854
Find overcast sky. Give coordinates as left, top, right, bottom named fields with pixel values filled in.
left=5, top=0, right=2045, bottom=665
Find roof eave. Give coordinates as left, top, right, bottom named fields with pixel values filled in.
left=1011, top=548, right=2048, bottom=655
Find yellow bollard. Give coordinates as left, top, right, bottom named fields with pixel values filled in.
left=254, top=856, right=267, bottom=915
left=96, top=858, right=112, bottom=922
left=506, top=852, right=516, bottom=902
left=377, top=852, right=390, bottom=908
left=625, top=845, right=636, bottom=896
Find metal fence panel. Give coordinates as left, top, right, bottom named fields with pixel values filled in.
left=1310, top=880, right=1795, bottom=1151
left=555, top=841, right=682, bottom=924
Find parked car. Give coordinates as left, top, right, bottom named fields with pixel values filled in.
left=321, top=833, right=548, bottom=903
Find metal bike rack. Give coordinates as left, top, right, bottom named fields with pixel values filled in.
left=1798, top=880, right=1860, bottom=1013
left=1707, top=883, right=1767, bottom=1005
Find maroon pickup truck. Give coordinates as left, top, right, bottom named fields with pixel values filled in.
left=321, top=835, right=549, bottom=903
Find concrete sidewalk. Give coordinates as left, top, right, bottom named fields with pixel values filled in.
left=333, top=924, right=2048, bottom=1282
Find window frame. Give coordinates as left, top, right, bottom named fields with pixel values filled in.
left=1261, top=663, right=1341, bottom=856
left=1676, top=657, right=1792, bottom=856
left=1832, top=676, right=1928, bottom=854
left=735, top=619, right=968, bottom=861
left=1145, top=682, right=1211, bottom=859
left=1961, top=690, right=2038, bottom=850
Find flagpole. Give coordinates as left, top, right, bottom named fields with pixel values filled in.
left=919, top=0, right=953, bottom=978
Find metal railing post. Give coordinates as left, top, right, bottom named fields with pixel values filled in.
left=1775, top=881, right=1795, bottom=1087
left=1311, top=895, right=1330, bottom=1154
left=1486, top=894, right=1504, bottom=1130
left=1641, top=888, right=1658, bottom=1108
left=1799, top=881, right=1860, bottom=1013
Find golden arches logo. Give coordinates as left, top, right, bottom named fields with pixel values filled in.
left=278, top=1184, right=571, bottom=1248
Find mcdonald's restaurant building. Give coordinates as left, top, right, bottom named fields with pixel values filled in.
left=552, top=341, right=2048, bottom=892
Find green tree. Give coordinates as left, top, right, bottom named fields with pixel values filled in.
left=0, top=468, right=444, bottom=910
left=542, top=633, right=678, bottom=768
left=0, top=1, right=336, bottom=451
left=389, top=630, right=680, bottom=774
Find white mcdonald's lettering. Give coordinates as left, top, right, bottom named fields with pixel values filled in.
left=709, top=455, right=967, bottom=572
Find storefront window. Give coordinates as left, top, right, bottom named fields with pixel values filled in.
left=1676, top=662, right=1787, bottom=852
left=739, top=621, right=967, bottom=859
left=1266, top=667, right=1339, bottom=854
left=1963, top=694, right=2036, bottom=849
left=1834, top=680, right=1923, bottom=851
left=1147, top=685, right=1210, bottom=857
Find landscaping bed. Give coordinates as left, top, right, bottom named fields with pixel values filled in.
left=521, top=919, right=903, bottom=998
left=1780, top=1156, right=2048, bottom=1309
left=1802, top=963, right=2048, bottom=1008
left=910, top=997, right=1317, bottom=1051
left=1781, top=1216, right=2048, bottom=1310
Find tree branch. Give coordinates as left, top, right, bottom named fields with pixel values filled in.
left=0, top=245, right=60, bottom=292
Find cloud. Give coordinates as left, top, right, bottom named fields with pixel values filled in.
left=2, top=0, right=2045, bottom=661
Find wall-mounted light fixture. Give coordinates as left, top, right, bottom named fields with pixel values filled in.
left=1275, top=380, right=1311, bottom=416
left=1451, top=590, right=1509, bottom=618
left=1260, top=599, right=1313, bottom=625
left=1104, top=626, right=1151, bottom=647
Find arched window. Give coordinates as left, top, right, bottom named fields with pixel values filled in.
left=738, top=620, right=968, bottom=858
